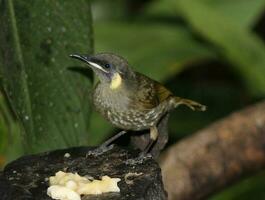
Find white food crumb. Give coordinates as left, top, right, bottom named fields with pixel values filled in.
left=64, top=153, right=71, bottom=158
left=47, top=171, right=121, bottom=200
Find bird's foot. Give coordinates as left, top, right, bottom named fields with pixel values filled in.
left=86, top=144, right=114, bottom=157
left=86, top=130, right=127, bottom=157
left=125, top=152, right=152, bottom=165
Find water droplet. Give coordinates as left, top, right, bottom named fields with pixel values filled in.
left=74, top=123, right=79, bottom=128
left=51, top=57, right=55, bottom=62
left=46, top=39, right=52, bottom=44
left=47, top=27, right=52, bottom=32
left=24, top=115, right=29, bottom=120
left=36, top=114, right=42, bottom=120
left=48, top=102, right=54, bottom=107
left=61, top=26, right=66, bottom=33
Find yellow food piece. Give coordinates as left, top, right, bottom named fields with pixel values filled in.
left=47, top=185, right=81, bottom=200
left=47, top=171, right=121, bottom=200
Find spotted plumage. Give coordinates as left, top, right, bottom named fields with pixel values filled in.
left=93, top=72, right=175, bottom=131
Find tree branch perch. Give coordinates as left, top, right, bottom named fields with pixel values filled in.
left=161, top=101, right=265, bottom=200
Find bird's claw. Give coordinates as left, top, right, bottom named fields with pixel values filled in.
left=188, top=102, right=206, bottom=111
left=86, top=144, right=114, bottom=157
left=125, top=153, right=152, bottom=165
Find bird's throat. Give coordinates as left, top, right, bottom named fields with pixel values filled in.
left=110, top=73, right=122, bottom=90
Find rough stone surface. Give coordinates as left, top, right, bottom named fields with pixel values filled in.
left=0, top=146, right=167, bottom=200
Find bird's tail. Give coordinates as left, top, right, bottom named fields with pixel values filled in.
left=173, top=97, right=207, bottom=111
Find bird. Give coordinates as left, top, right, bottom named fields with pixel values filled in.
left=70, top=53, right=206, bottom=160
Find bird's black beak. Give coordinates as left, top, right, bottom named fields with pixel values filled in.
left=69, top=54, right=108, bottom=73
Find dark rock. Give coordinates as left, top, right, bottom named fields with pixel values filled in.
left=0, top=146, right=167, bottom=200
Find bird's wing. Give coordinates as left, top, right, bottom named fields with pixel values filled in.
left=130, top=73, right=173, bottom=110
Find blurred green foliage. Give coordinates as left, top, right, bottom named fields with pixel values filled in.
left=174, top=0, right=265, bottom=96
left=210, top=171, right=265, bottom=200
left=1, top=0, right=265, bottom=199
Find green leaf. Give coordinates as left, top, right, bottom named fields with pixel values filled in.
left=0, top=0, right=93, bottom=153
left=173, top=0, right=265, bottom=96
left=95, top=22, right=215, bottom=82
left=202, top=0, right=265, bottom=29
left=146, top=0, right=265, bottom=29
left=0, top=91, right=23, bottom=167
left=0, top=94, right=8, bottom=154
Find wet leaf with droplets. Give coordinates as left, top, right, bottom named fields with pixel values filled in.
left=0, top=0, right=93, bottom=153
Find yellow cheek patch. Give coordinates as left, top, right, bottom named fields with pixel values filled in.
left=110, top=73, right=122, bottom=90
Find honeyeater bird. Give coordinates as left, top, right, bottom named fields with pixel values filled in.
left=70, top=53, right=206, bottom=158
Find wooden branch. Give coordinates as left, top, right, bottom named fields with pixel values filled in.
left=160, top=101, right=265, bottom=200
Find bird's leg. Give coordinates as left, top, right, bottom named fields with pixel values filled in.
left=130, top=114, right=169, bottom=159
left=101, top=130, right=127, bottom=147
left=86, top=130, right=127, bottom=157
left=125, top=126, right=158, bottom=165
left=142, top=126, right=158, bottom=155
left=149, top=113, right=169, bottom=158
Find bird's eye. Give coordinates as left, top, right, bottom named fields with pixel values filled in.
left=105, top=63, right=111, bottom=69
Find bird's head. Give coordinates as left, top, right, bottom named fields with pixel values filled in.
left=70, top=53, right=135, bottom=90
